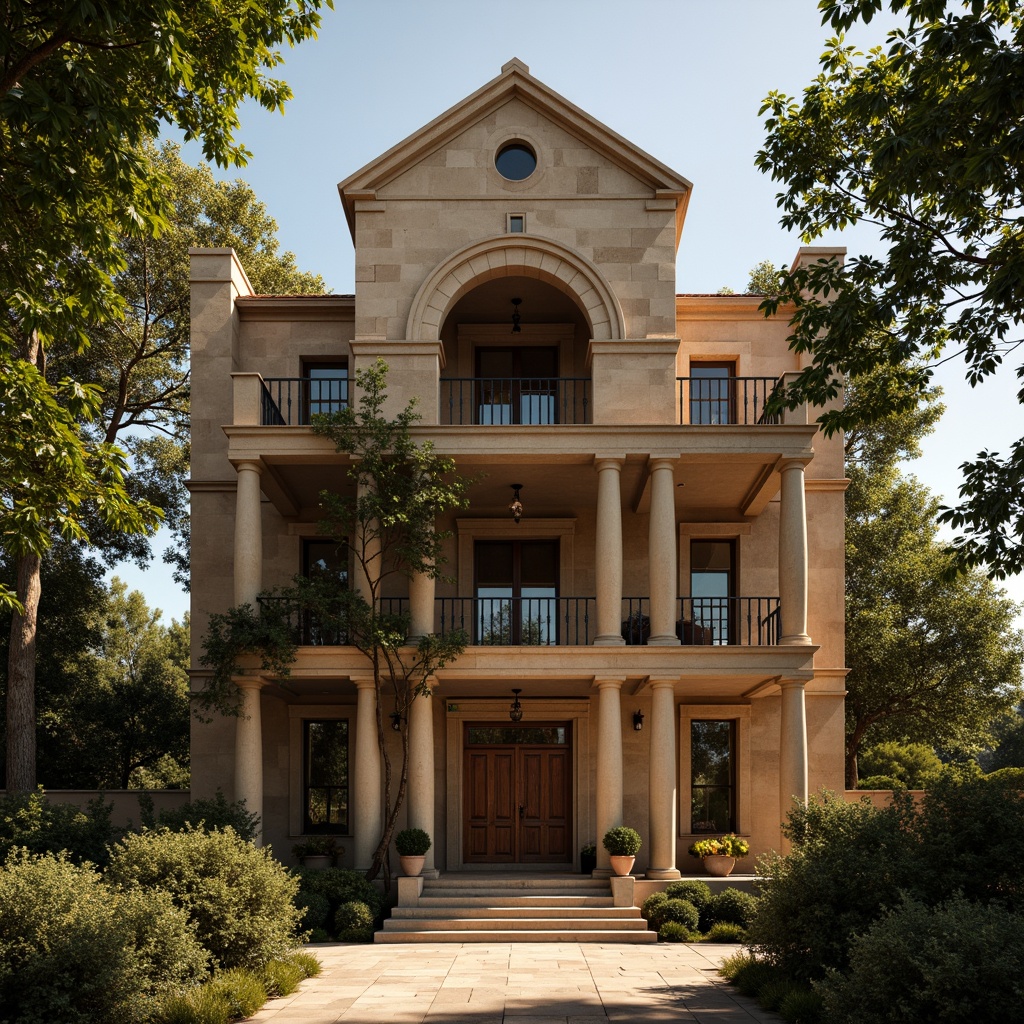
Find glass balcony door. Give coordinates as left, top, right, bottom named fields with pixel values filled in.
left=475, top=539, right=558, bottom=645
left=476, top=347, right=559, bottom=425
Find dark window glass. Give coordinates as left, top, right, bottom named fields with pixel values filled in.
left=495, top=143, right=537, bottom=181
left=509, top=215, right=525, bottom=232
left=691, top=720, right=735, bottom=832
left=305, top=719, right=349, bottom=833
left=690, top=539, right=734, bottom=645
left=475, top=539, right=558, bottom=645
left=302, top=363, right=348, bottom=422
left=476, top=347, right=559, bottom=424
left=467, top=726, right=567, bottom=745
left=689, top=362, right=735, bottom=424
left=302, top=540, right=348, bottom=645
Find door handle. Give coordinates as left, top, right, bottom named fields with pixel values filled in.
left=518, top=804, right=524, bottom=820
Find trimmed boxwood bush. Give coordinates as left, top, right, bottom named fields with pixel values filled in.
left=659, top=898, right=699, bottom=931
left=664, top=879, right=712, bottom=912
left=709, top=888, right=758, bottom=928
left=334, top=900, right=375, bottom=942
left=106, top=826, right=301, bottom=969
left=0, top=851, right=208, bottom=1024
left=294, top=866, right=385, bottom=922
left=641, top=891, right=669, bottom=926
left=295, top=889, right=331, bottom=931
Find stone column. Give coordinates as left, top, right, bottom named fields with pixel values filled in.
left=407, top=678, right=437, bottom=876
left=234, top=677, right=265, bottom=845
left=779, top=679, right=808, bottom=847
left=778, top=458, right=811, bottom=645
left=353, top=678, right=382, bottom=871
left=595, top=678, right=624, bottom=874
left=594, top=457, right=625, bottom=645
left=408, top=571, right=435, bottom=642
left=648, top=457, right=680, bottom=645
left=647, top=679, right=681, bottom=879
left=234, top=461, right=263, bottom=606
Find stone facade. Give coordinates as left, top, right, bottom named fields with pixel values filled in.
left=189, top=59, right=847, bottom=875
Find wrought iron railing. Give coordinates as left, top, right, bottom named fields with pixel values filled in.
left=620, top=596, right=782, bottom=646
left=260, top=376, right=349, bottom=426
left=440, top=377, right=590, bottom=425
left=436, top=596, right=594, bottom=646
left=677, top=376, right=783, bottom=425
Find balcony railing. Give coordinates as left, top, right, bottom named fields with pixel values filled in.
left=261, top=377, right=350, bottom=426
left=677, top=376, right=783, bottom=425
left=437, top=596, right=594, bottom=645
left=621, top=596, right=782, bottom=646
left=440, top=377, right=590, bottom=425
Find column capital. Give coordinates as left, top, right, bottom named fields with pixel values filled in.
left=234, top=459, right=263, bottom=475
left=647, top=454, right=680, bottom=473
left=648, top=677, right=678, bottom=691
left=593, top=455, right=625, bottom=471
left=351, top=676, right=377, bottom=691
left=594, top=676, right=625, bottom=691
left=778, top=678, right=807, bottom=691
left=232, top=674, right=266, bottom=692
left=777, top=456, right=811, bottom=473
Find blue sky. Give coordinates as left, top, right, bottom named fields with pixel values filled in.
left=120, top=0, right=1022, bottom=624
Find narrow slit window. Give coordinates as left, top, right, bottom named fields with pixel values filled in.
left=508, top=213, right=525, bottom=233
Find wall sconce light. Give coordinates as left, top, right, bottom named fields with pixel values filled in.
left=633, top=709, right=645, bottom=731
left=509, top=483, right=524, bottom=524
left=509, top=688, right=524, bottom=722
left=390, top=712, right=404, bottom=732
left=511, top=297, right=522, bottom=334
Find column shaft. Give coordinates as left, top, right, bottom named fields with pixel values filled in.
left=647, top=680, right=680, bottom=879
left=353, top=680, right=382, bottom=871
left=595, top=679, right=624, bottom=873
left=779, top=459, right=811, bottom=644
left=234, top=678, right=264, bottom=845
left=648, top=458, right=679, bottom=645
left=594, top=458, right=625, bottom=645
left=407, top=681, right=436, bottom=874
left=408, top=571, right=435, bottom=642
left=234, top=462, right=263, bottom=607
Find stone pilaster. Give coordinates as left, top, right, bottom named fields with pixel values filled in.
left=647, top=680, right=681, bottom=879
left=594, top=457, right=625, bottom=645
left=648, top=457, right=680, bottom=645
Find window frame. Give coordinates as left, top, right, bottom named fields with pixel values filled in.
left=301, top=717, right=350, bottom=835
left=300, top=360, right=349, bottom=424
left=688, top=360, right=736, bottom=425
left=679, top=704, right=751, bottom=838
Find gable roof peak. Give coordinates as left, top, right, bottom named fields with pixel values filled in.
left=501, top=57, right=530, bottom=75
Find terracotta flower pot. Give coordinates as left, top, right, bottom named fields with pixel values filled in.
left=609, top=855, right=635, bottom=876
left=301, top=854, right=332, bottom=870
left=399, top=854, right=426, bottom=876
left=703, top=854, right=736, bottom=877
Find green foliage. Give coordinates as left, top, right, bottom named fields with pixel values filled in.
left=394, top=827, right=431, bottom=855
left=704, top=922, right=748, bottom=943
left=709, top=888, right=758, bottom=928
left=293, top=867, right=385, bottom=923
left=657, top=920, right=697, bottom=943
left=0, top=789, right=122, bottom=867
left=757, top=0, right=1024, bottom=575
left=856, top=774, right=902, bottom=790
left=688, top=833, right=750, bottom=858
left=285, top=950, right=322, bottom=978
left=745, top=259, right=783, bottom=296
left=720, top=952, right=777, bottom=998
left=818, top=897, right=1024, bottom=1023
left=759, top=977, right=803, bottom=1012
left=106, top=827, right=301, bottom=969
left=986, top=766, right=1024, bottom=785
left=204, top=968, right=267, bottom=1019
left=778, top=987, right=824, bottom=1024
left=660, top=898, right=700, bottom=932
left=334, top=900, right=375, bottom=933
left=664, top=879, right=713, bottom=912
left=0, top=851, right=208, bottom=1023
left=295, top=890, right=331, bottom=932
left=602, top=826, right=642, bottom=856
left=306, top=928, right=330, bottom=944
left=291, top=834, right=341, bottom=861
left=257, top=958, right=304, bottom=997
left=641, top=892, right=669, bottom=926
left=150, top=792, right=260, bottom=842
left=154, top=986, right=231, bottom=1024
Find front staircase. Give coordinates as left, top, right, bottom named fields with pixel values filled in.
left=376, top=874, right=656, bottom=943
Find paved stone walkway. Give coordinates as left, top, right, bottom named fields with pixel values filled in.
left=250, top=942, right=781, bottom=1023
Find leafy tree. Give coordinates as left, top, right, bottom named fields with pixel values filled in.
left=857, top=740, right=943, bottom=788
left=757, top=0, right=1024, bottom=577
left=745, top=259, right=784, bottom=295
left=1, top=2, right=329, bottom=792
left=844, top=465, right=1023, bottom=785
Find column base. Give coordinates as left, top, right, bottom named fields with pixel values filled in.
left=780, top=633, right=812, bottom=645
left=647, top=635, right=681, bottom=646
left=594, top=635, right=626, bottom=646
left=645, top=868, right=682, bottom=880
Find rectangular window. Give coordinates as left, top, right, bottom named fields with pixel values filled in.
left=690, top=720, right=735, bottom=833
left=475, top=539, right=558, bottom=644
left=304, top=719, right=349, bottom=833
left=690, top=539, right=735, bottom=645
left=302, top=362, right=348, bottom=423
left=689, top=361, right=735, bottom=424
left=508, top=213, right=526, bottom=233
left=302, top=540, right=348, bottom=645
left=475, top=347, right=559, bottom=424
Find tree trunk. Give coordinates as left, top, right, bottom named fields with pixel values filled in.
left=6, top=553, right=42, bottom=792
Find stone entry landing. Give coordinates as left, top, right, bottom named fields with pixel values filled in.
left=378, top=873, right=656, bottom=943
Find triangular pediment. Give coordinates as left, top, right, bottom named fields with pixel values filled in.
left=337, top=58, right=692, bottom=237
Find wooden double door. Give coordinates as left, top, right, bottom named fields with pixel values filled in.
left=463, top=723, right=572, bottom=864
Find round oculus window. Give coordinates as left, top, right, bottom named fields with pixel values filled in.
left=495, top=142, right=537, bottom=181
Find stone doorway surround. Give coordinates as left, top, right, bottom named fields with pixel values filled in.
left=444, top=697, right=592, bottom=873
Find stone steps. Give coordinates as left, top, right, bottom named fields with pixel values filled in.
left=376, top=874, right=656, bottom=944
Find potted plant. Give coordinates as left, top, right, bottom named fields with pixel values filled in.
left=603, top=825, right=642, bottom=876
left=580, top=841, right=597, bottom=875
left=688, top=833, right=750, bottom=877
left=292, top=835, right=340, bottom=869
left=395, top=827, right=431, bottom=876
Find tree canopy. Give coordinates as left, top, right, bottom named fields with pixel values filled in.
left=757, top=0, right=1024, bottom=577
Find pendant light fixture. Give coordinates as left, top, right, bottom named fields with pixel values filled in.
left=509, top=688, right=523, bottom=722
left=509, top=483, right=524, bottom=524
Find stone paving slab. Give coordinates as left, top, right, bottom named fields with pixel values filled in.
left=248, top=943, right=781, bottom=1024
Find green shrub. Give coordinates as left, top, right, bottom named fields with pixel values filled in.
left=306, top=927, right=331, bottom=943
left=0, top=851, right=207, bottom=1024
left=334, top=900, right=374, bottom=932
left=778, top=987, right=824, bottom=1024
left=985, top=765, right=1024, bottom=785
left=205, top=968, right=267, bottom=1018
left=856, top=774, right=903, bottom=789
left=156, top=985, right=231, bottom=1024
left=150, top=792, right=260, bottom=841
left=659, top=898, right=699, bottom=931
left=858, top=740, right=942, bottom=788
left=758, top=977, right=802, bottom=1011
left=0, top=789, right=122, bottom=866
left=285, top=949, right=322, bottom=978
left=106, top=826, right=301, bottom=969
left=394, top=827, right=431, bottom=855
left=664, top=879, right=713, bottom=914
left=295, top=889, right=331, bottom=931
left=259, top=957, right=305, bottom=996
left=658, top=920, right=698, bottom=942
left=703, top=921, right=747, bottom=943
left=709, top=888, right=758, bottom=928
left=818, top=896, right=1024, bottom=1023
left=294, top=866, right=385, bottom=921
left=641, top=891, right=669, bottom=925
left=602, top=825, right=642, bottom=856
left=719, top=953, right=777, bottom=998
